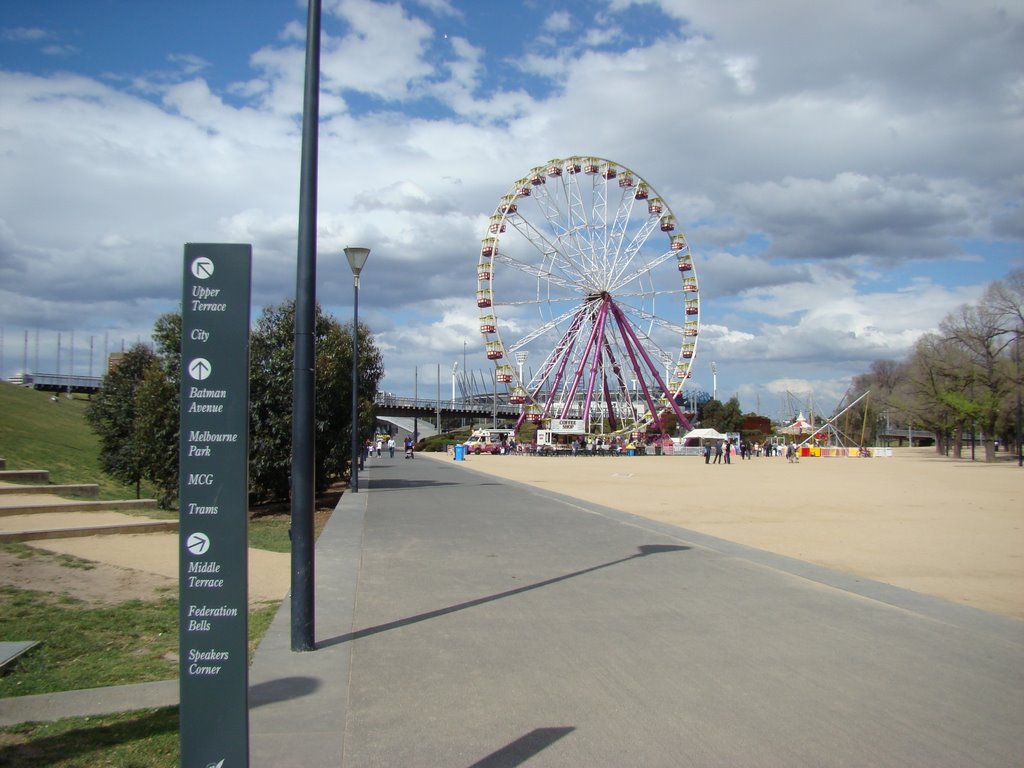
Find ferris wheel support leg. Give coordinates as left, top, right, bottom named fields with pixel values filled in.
left=560, top=302, right=608, bottom=421
left=609, top=301, right=689, bottom=434
left=581, top=301, right=613, bottom=426
left=544, top=311, right=587, bottom=422
left=599, top=335, right=631, bottom=432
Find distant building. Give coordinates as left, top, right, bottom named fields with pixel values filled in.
left=741, top=414, right=772, bottom=434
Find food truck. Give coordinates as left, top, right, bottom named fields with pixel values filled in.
left=535, top=419, right=588, bottom=453
left=462, top=429, right=512, bottom=454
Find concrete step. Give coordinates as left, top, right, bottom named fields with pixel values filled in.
left=0, top=519, right=179, bottom=543
left=0, top=510, right=178, bottom=542
left=0, top=469, right=49, bottom=483
left=0, top=483, right=100, bottom=497
left=0, top=498, right=159, bottom=517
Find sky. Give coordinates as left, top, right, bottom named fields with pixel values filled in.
left=1, top=0, right=1021, bottom=421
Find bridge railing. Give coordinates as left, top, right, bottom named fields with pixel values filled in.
left=25, top=373, right=103, bottom=393
left=373, top=394, right=520, bottom=416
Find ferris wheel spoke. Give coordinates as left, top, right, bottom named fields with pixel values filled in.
left=614, top=288, right=685, bottom=298
left=615, top=299, right=690, bottom=337
left=609, top=243, right=676, bottom=293
left=506, top=210, right=592, bottom=286
left=603, top=188, right=643, bottom=279
left=493, top=253, right=581, bottom=293
left=500, top=304, right=584, bottom=353
left=561, top=173, right=604, bottom=276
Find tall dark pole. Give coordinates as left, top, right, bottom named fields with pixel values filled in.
left=1017, top=327, right=1022, bottom=467
left=351, top=277, right=359, bottom=491
left=346, top=248, right=370, bottom=493
left=290, top=0, right=321, bottom=653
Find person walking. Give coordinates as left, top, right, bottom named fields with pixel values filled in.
left=713, top=440, right=723, bottom=464
left=387, top=436, right=395, bottom=458
left=703, top=442, right=711, bottom=464
left=724, top=440, right=732, bottom=464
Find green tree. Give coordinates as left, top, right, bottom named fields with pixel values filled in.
left=86, top=344, right=158, bottom=498
left=940, top=301, right=1016, bottom=462
left=698, top=396, right=744, bottom=433
left=249, top=300, right=384, bottom=502
left=87, top=304, right=386, bottom=505
left=134, top=313, right=181, bottom=505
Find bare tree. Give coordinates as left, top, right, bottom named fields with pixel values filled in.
left=983, top=269, right=1024, bottom=458
left=849, top=359, right=905, bottom=444
left=941, top=301, right=1016, bottom=462
left=900, top=333, right=970, bottom=456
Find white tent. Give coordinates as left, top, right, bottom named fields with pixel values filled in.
left=682, top=428, right=727, bottom=442
left=779, top=412, right=814, bottom=436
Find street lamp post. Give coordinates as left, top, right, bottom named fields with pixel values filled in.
left=1017, top=326, right=1022, bottom=467
left=290, top=0, right=322, bottom=653
left=711, top=361, right=718, bottom=401
left=451, top=361, right=459, bottom=406
left=515, top=350, right=529, bottom=385
left=346, top=247, right=370, bottom=493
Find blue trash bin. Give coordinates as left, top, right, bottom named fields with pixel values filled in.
left=454, top=444, right=465, bottom=461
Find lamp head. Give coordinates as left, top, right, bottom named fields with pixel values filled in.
left=345, top=246, right=371, bottom=276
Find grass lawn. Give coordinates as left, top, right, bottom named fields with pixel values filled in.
left=0, top=586, right=279, bottom=699
left=0, top=383, right=158, bottom=500
left=0, top=380, right=340, bottom=762
left=0, top=708, right=180, bottom=767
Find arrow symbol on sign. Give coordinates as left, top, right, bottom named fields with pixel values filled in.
left=186, top=532, right=210, bottom=555
left=188, top=358, right=212, bottom=380
left=191, top=257, right=214, bottom=279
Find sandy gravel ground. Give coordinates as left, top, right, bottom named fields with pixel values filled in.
left=5, top=448, right=1019, bottom=618
left=1, top=528, right=288, bottom=605
left=430, top=447, right=1024, bottom=619
left=31, top=533, right=289, bottom=604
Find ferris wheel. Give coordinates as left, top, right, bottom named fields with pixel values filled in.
left=476, top=156, right=699, bottom=436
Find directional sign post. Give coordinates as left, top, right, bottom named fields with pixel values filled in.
left=179, top=243, right=252, bottom=766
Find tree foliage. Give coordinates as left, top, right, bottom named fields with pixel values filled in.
left=852, top=268, right=1023, bottom=461
left=134, top=313, right=181, bottom=505
left=699, top=396, right=744, bottom=433
left=86, top=303, right=385, bottom=506
left=86, top=343, right=159, bottom=498
left=248, top=300, right=384, bottom=502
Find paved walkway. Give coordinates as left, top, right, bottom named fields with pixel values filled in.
left=4, top=454, right=1024, bottom=767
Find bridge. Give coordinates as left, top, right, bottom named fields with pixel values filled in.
left=875, top=427, right=937, bottom=447
left=20, top=373, right=103, bottom=394
left=373, top=394, right=521, bottom=421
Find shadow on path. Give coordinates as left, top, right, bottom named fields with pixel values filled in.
left=467, top=726, right=576, bottom=768
left=249, top=676, right=320, bottom=707
left=367, top=478, right=501, bottom=491
left=318, top=544, right=689, bottom=649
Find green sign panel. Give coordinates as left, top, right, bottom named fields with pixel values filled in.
left=179, top=243, right=252, bottom=766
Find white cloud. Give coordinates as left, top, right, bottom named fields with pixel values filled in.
left=320, top=0, right=435, bottom=101
left=0, top=0, right=1020, bottom=418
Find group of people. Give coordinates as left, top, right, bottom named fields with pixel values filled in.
left=704, top=439, right=800, bottom=464
left=703, top=439, right=731, bottom=464
left=365, top=435, right=417, bottom=460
